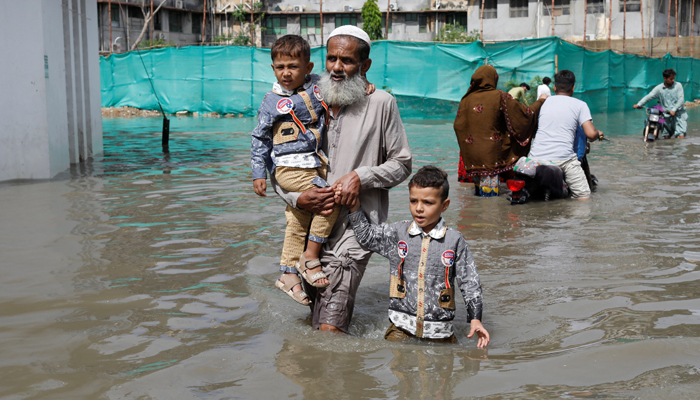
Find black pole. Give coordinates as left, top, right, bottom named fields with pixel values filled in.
left=161, top=116, right=170, bottom=153
left=136, top=46, right=170, bottom=154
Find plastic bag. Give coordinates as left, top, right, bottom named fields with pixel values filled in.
left=513, top=157, right=554, bottom=177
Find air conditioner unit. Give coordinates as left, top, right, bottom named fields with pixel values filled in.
left=174, top=0, right=184, bottom=8
left=197, top=34, right=203, bottom=41
left=389, top=2, right=397, bottom=11
left=157, top=32, right=166, bottom=40
left=344, top=5, right=353, bottom=12
left=293, top=5, right=304, bottom=12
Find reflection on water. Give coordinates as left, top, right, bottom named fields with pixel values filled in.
left=2, top=111, right=700, bottom=398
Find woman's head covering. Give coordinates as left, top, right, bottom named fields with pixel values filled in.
left=464, top=64, right=499, bottom=98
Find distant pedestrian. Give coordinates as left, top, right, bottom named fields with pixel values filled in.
left=508, top=83, right=531, bottom=106
left=537, top=76, right=552, bottom=99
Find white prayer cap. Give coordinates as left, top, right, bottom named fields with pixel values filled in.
left=327, top=25, right=371, bottom=49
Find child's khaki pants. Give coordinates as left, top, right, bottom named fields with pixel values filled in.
left=274, top=165, right=340, bottom=270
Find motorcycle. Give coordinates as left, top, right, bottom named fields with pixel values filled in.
left=640, top=105, right=672, bottom=142
left=507, top=128, right=601, bottom=205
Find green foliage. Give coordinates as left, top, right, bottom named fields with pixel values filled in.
left=138, top=38, right=176, bottom=49
left=232, top=34, right=251, bottom=46
left=361, top=0, right=383, bottom=40
left=434, top=24, right=480, bottom=43
left=382, top=86, right=394, bottom=97
left=505, top=75, right=545, bottom=104
left=213, top=33, right=232, bottom=43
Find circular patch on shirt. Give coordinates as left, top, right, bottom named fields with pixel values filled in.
left=313, top=85, right=323, bottom=101
left=397, top=241, right=408, bottom=258
left=441, top=250, right=455, bottom=267
left=276, top=98, right=293, bottom=114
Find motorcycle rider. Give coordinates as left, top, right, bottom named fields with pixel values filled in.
left=527, top=70, right=604, bottom=199
left=633, top=69, right=687, bottom=139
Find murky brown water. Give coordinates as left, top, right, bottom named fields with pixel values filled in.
left=2, top=110, right=700, bottom=399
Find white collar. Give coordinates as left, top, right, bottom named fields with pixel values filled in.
left=272, top=76, right=313, bottom=96
left=408, top=217, right=447, bottom=239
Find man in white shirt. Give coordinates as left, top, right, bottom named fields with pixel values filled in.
left=537, top=76, right=552, bottom=99
left=528, top=70, right=604, bottom=199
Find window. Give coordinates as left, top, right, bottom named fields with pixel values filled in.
left=659, top=0, right=665, bottom=13
left=418, top=14, right=428, bottom=32
left=110, top=4, right=120, bottom=27
left=192, top=13, right=201, bottom=34
left=266, top=16, right=287, bottom=35
left=445, top=12, right=467, bottom=27
left=483, top=0, right=498, bottom=19
left=544, top=0, right=570, bottom=16
left=620, top=0, right=641, bottom=12
left=301, top=15, right=321, bottom=35
left=381, top=14, right=393, bottom=33
left=169, top=11, right=183, bottom=32
left=587, top=0, right=605, bottom=13
left=510, top=0, right=528, bottom=17
left=405, top=13, right=418, bottom=22
left=154, top=12, right=162, bottom=30
left=334, top=14, right=357, bottom=27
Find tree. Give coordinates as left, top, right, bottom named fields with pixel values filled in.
left=130, top=0, right=168, bottom=51
left=230, top=2, right=265, bottom=46
left=361, top=0, right=383, bottom=41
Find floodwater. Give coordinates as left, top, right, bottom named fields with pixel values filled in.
left=2, top=109, right=700, bottom=399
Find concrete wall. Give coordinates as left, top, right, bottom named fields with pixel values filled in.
left=0, top=0, right=102, bottom=182
left=578, top=36, right=700, bottom=58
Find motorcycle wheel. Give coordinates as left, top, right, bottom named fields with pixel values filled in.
left=643, top=125, right=650, bottom=142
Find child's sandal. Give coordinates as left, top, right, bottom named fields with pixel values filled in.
left=275, top=274, right=311, bottom=306
left=296, top=254, right=329, bottom=288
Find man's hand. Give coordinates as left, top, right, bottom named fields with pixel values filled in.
left=467, top=320, right=490, bottom=349
left=633, top=104, right=641, bottom=109
left=669, top=110, right=676, bottom=116
left=298, top=186, right=336, bottom=216
left=364, top=77, right=376, bottom=95
left=538, top=93, right=549, bottom=101
left=253, top=179, right=267, bottom=197
left=597, top=130, right=605, bottom=141
left=333, top=171, right=361, bottom=209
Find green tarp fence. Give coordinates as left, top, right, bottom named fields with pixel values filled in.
left=100, top=37, right=700, bottom=118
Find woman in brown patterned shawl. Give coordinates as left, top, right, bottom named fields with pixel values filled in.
left=454, top=65, right=546, bottom=197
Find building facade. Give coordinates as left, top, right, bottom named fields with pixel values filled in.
left=98, top=0, right=698, bottom=51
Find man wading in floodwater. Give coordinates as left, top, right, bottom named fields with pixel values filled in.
left=273, top=26, right=412, bottom=333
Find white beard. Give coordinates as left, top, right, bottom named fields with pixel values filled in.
left=317, top=71, right=367, bottom=107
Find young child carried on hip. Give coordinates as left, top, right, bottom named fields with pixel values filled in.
left=346, top=165, right=490, bottom=347
left=250, top=35, right=375, bottom=306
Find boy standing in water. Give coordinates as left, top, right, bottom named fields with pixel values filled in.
left=251, top=35, right=374, bottom=306
left=346, top=166, right=490, bottom=347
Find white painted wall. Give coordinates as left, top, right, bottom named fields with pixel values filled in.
left=0, top=0, right=103, bottom=182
